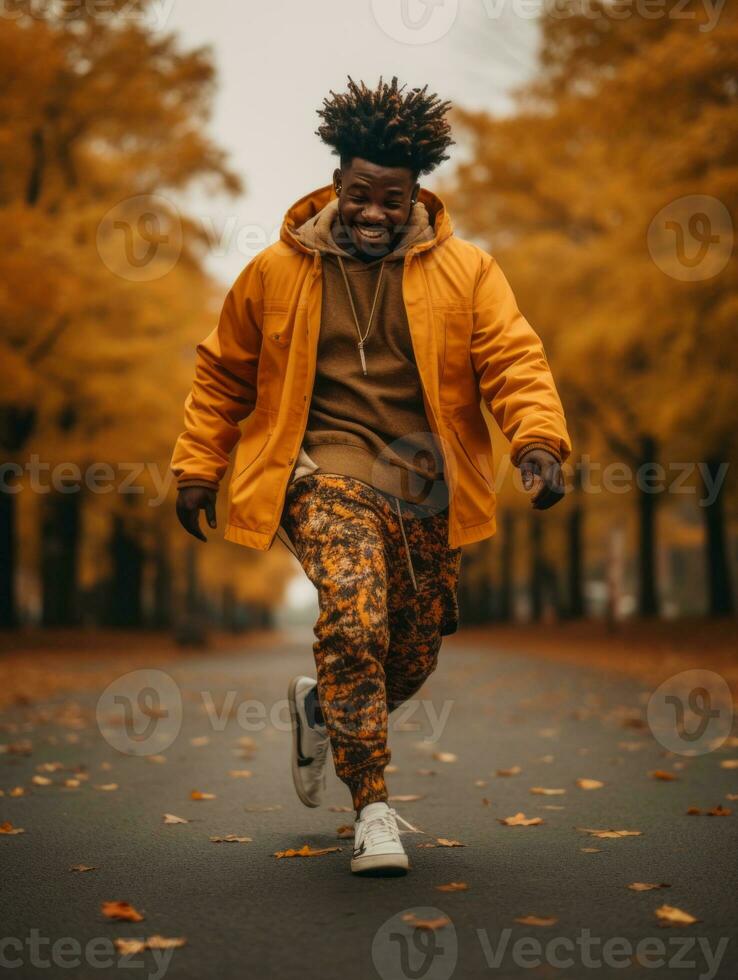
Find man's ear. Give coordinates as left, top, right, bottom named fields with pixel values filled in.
left=333, top=168, right=342, bottom=194
left=411, top=180, right=420, bottom=204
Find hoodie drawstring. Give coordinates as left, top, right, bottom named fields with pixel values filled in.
left=394, top=496, right=418, bottom=593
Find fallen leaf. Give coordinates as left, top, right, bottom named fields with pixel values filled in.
left=436, top=882, right=469, bottom=892
left=417, top=769, right=437, bottom=776
left=481, top=798, right=491, bottom=806
left=244, top=804, right=282, bottom=812
left=388, top=794, right=424, bottom=803
left=655, top=904, right=700, bottom=927
left=576, top=778, right=604, bottom=790
left=163, top=814, right=189, bottom=825
left=114, top=936, right=186, bottom=956
left=145, top=936, right=187, bottom=950
left=327, top=805, right=352, bottom=813
left=69, top=865, right=96, bottom=873
left=433, top=752, right=457, bottom=763
left=209, top=835, right=252, bottom=843
left=336, top=825, right=354, bottom=839
left=94, top=783, right=118, bottom=792
left=650, top=770, right=679, bottom=781
left=541, top=805, right=565, bottom=811
left=32, top=775, right=52, bottom=786
left=578, top=828, right=642, bottom=839
left=190, top=790, right=215, bottom=801
left=101, top=901, right=144, bottom=923
left=530, top=787, right=565, bottom=796
left=496, top=767, right=522, bottom=777
left=148, top=755, right=167, bottom=764
left=726, top=794, right=738, bottom=801
left=514, top=915, right=558, bottom=927
left=719, top=760, right=738, bottom=769
left=65, top=779, right=81, bottom=788
left=580, top=848, right=601, bottom=853
left=418, top=838, right=465, bottom=848
left=9, top=787, right=25, bottom=797
left=499, top=813, right=543, bottom=827
left=0, top=821, right=24, bottom=835
left=401, top=913, right=450, bottom=931
left=687, top=805, right=732, bottom=816
left=114, top=939, right=146, bottom=956
left=628, top=882, right=671, bottom=892
left=474, top=779, right=487, bottom=787
left=385, top=765, right=399, bottom=774
left=190, top=736, right=210, bottom=747
left=274, top=844, right=341, bottom=859
left=228, top=770, right=253, bottom=779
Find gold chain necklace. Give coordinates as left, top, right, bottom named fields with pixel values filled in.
left=336, top=255, right=386, bottom=376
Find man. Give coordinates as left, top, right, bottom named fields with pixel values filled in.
left=171, top=76, right=572, bottom=877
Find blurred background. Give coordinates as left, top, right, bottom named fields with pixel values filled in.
left=1, top=0, right=736, bottom=655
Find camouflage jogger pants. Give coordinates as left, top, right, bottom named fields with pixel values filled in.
left=279, top=473, right=462, bottom=812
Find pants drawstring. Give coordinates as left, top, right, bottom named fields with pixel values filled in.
left=394, top=496, right=418, bottom=593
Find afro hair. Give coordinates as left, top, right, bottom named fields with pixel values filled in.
left=315, top=75, right=454, bottom=177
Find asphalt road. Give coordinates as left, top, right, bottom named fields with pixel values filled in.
left=1, top=628, right=737, bottom=980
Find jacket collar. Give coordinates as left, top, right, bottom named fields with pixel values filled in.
left=280, top=183, right=454, bottom=257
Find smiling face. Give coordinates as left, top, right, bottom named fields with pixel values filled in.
left=332, top=157, right=420, bottom=259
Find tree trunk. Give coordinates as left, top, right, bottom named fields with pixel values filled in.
left=0, top=406, right=37, bottom=628
left=566, top=469, right=584, bottom=619
left=106, top=512, right=144, bottom=628
left=636, top=434, right=659, bottom=618
left=498, top=510, right=514, bottom=622
left=41, top=484, right=81, bottom=626
left=151, top=532, right=172, bottom=629
left=0, top=487, right=17, bottom=627
left=529, top=514, right=544, bottom=622
left=701, top=457, right=734, bottom=617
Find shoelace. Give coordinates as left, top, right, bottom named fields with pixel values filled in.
left=357, top=808, right=420, bottom=849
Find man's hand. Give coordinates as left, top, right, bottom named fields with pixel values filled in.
left=516, top=448, right=564, bottom=511
left=176, top=486, right=217, bottom=542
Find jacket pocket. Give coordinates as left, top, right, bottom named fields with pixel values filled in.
left=263, top=308, right=293, bottom=348
left=448, top=406, right=494, bottom=491
left=232, top=405, right=272, bottom=480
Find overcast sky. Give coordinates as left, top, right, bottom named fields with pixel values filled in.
left=163, top=0, right=541, bottom=284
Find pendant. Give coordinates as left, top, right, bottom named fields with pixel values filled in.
left=358, top=341, right=367, bottom=376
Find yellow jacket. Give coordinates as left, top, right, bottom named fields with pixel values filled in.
left=170, top=184, right=572, bottom=550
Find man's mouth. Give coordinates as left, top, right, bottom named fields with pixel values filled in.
left=354, top=224, right=390, bottom=243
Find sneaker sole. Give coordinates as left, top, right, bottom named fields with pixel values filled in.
left=351, top=853, right=410, bottom=876
left=287, top=676, right=321, bottom=809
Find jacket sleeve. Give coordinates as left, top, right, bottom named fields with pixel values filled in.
left=470, top=252, right=572, bottom=467
left=170, top=258, right=264, bottom=490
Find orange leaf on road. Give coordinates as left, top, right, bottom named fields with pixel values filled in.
left=101, top=901, right=144, bottom=923
left=499, top=813, right=543, bottom=827
left=274, top=845, right=341, bottom=859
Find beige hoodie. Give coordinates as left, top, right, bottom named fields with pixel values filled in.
left=285, top=197, right=449, bottom=512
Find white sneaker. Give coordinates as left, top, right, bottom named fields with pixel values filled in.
left=351, top=802, right=415, bottom=876
left=287, top=676, right=330, bottom=808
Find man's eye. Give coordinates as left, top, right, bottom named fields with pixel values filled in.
left=349, top=195, right=367, bottom=203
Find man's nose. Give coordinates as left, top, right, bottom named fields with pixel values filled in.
left=360, top=204, right=386, bottom=224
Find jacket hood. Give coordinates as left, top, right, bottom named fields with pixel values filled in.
left=280, top=183, right=454, bottom=259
